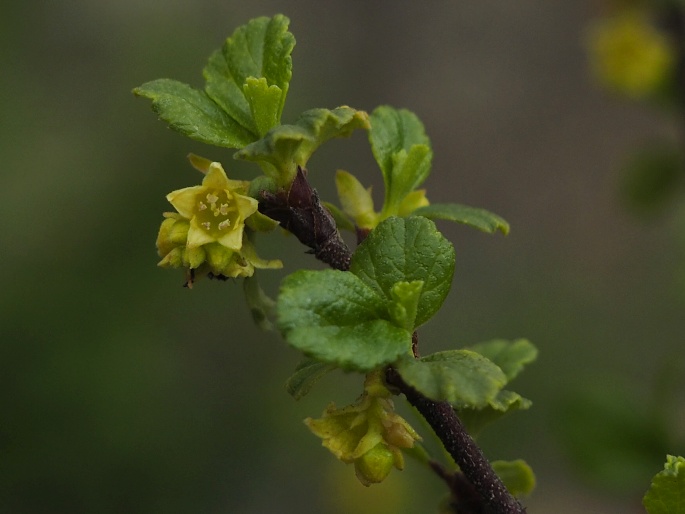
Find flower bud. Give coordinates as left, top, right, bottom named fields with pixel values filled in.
left=304, top=371, right=421, bottom=486
left=354, top=443, right=395, bottom=487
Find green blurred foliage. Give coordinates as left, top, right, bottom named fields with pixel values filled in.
left=2, top=1, right=684, bottom=513
left=620, top=141, right=685, bottom=215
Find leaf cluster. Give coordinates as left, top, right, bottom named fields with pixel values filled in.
left=134, top=15, right=368, bottom=186
left=279, top=215, right=535, bottom=432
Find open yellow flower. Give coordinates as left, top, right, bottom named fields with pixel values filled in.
left=156, top=156, right=282, bottom=284
left=166, top=160, right=258, bottom=251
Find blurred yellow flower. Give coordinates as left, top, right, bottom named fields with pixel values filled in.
left=586, top=11, right=676, bottom=99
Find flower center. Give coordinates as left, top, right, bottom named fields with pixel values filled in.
left=195, top=189, right=239, bottom=234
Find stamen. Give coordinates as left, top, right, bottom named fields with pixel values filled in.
left=219, top=204, right=229, bottom=215
left=206, top=193, right=218, bottom=204
left=201, top=222, right=211, bottom=230
left=218, top=220, right=231, bottom=230
left=198, top=202, right=207, bottom=211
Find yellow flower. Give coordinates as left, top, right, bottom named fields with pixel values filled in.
left=304, top=372, right=421, bottom=486
left=156, top=156, right=282, bottom=284
left=166, top=160, right=258, bottom=250
left=586, top=11, right=676, bottom=99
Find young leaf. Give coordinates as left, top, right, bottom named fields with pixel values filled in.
left=491, top=460, right=536, bottom=497
left=643, top=456, right=685, bottom=514
left=235, top=107, right=370, bottom=185
left=285, top=358, right=337, bottom=400
left=396, top=350, right=507, bottom=408
left=204, top=15, right=295, bottom=137
left=350, top=216, right=455, bottom=328
left=335, top=170, right=378, bottom=229
left=467, top=339, right=537, bottom=381
left=414, top=203, right=510, bottom=235
left=133, top=79, right=256, bottom=148
left=243, top=77, right=284, bottom=137
left=277, top=270, right=412, bottom=372
left=369, top=106, right=433, bottom=216
left=388, top=281, right=424, bottom=332
left=458, top=390, right=532, bottom=435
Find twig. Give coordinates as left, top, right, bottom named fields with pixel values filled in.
left=259, top=169, right=525, bottom=513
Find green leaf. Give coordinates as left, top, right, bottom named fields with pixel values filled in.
left=414, top=203, right=510, bottom=235
left=277, top=270, right=411, bottom=372
left=204, top=15, right=295, bottom=137
left=350, top=216, right=455, bottom=328
left=467, top=339, right=537, bottom=381
left=285, top=358, right=337, bottom=400
left=556, top=380, right=671, bottom=491
left=396, top=350, right=507, bottom=408
left=133, top=79, right=256, bottom=148
left=620, top=141, right=684, bottom=216
left=491, top=460, right=536, bottom=497
left=235, top=106, right=370, bottom=185
left=644, top=456, right=685, bottom=514
left=369, top=106, right=433, bottom=216
left=459, top=390, right=532, bottom=435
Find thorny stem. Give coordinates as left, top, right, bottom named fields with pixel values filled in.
left=258, top=168, right=525, bottom=514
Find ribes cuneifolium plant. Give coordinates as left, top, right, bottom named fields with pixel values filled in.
left=135, top=15, right=537, bottom=513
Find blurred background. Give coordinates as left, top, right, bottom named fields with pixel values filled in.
left=2, top=1, right=683, bottom=512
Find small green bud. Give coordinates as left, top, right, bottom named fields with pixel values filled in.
left=354, top=443, right=395, bottom=487
left=388, top=280, right=424, bottom=331
left=158, top=246, right=184, bottom=268
left=183, top=245, right=206, bottom=269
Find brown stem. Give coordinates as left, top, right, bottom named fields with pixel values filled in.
left=430, top=460, right=485, bottom=514
left=258, top=167, right=351, bottom=271
left=385, top=368, right=525, bottom=514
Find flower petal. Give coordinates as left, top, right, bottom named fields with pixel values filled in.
left=233, top=193, right=259, bottom=220
left=202, top=162, right=231, bottom=190
left=186, top=218, right=217, bottom=248
left=167, top=186, right=202, bottom=219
